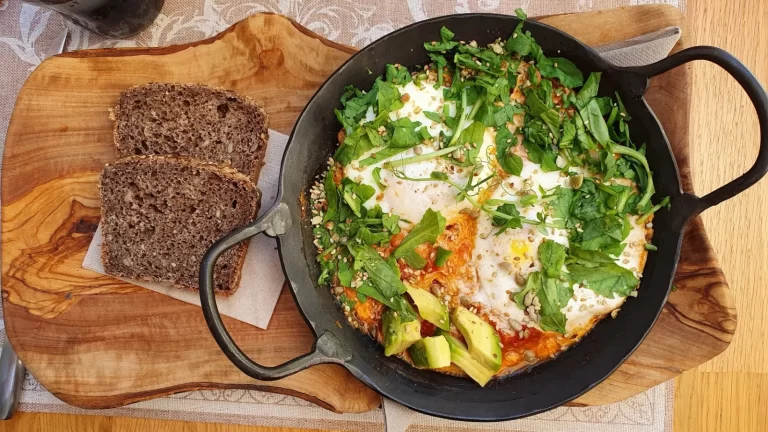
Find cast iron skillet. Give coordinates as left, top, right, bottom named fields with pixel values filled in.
left=198, top=14, right=768, bottom=421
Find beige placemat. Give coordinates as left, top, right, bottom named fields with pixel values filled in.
left=0, top=1, right=683, bottom=431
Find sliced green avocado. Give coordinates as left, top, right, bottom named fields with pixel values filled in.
left=382, top=309, right=422, bottom=356
left=451, top=307, right=502, bottom=372
left=439, top=331, right=496, bottom=386
left=406, top=285, right=450, bottom=331
left=408, top=335, right=451, bottom=369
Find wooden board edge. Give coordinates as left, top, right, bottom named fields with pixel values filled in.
left=56, top=13, right=357, bottom=59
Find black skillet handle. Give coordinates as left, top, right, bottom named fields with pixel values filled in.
left=623, top=46, right=768, bottom=223
left=199, top=202, right=350, bottom=380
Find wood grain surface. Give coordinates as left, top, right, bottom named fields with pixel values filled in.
left=0, top=2, right=742, bottom=421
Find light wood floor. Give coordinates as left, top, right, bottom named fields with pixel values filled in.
left=1, top=0, right=766, bottom=431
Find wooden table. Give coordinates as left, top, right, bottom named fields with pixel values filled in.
left=0, top=0, right=765, bottom=430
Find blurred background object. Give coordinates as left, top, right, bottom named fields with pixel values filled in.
left=19, top=0, right=163, bottom=38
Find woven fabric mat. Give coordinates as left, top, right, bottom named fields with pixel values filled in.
left=0, top=0, right=683, bottom=431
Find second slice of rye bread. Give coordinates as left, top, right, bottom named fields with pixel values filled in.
left=100, top=155, right=260, bottom=295
left=113, top=83, right=269, bottom=182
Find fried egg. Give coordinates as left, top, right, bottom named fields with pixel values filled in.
left=341, top=79, right=651, bottom=346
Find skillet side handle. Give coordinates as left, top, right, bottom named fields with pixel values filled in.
left=625, top=46, right=768, bottom=221
left=199, top=202, right=350, bottom=381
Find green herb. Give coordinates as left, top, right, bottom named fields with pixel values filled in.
left=537, top=57, right=584, bottom=88
left=495, top=126, right=524, bottom=176
left=566, top=247, right=639, bottom=298
left=638, top=196, right=670, bottom=224
left=583, top=99, right=611, bottom=145
left=390, top=117, right=423, bottom=147
left=356, top=226, right=391, bottom=245
left=377, top=79, right=404, bottom=114
left=335, top=85, right=378, bottom=133
left=347, top=243, right=406, bottom=298
left=423, top=110, right=443, bottom=123
left=383, top=145, right=460, bottom=169
left=539, top=239, right=566, bottom=278
left=434, top=246, right=453, bottom=267
left=575, top=72, right=601, bottom=110
left=342, top=180, right=375, bottom=217
left=372, top=167, right=386, bottom=190
left=644, top=243, right=657, bottom=251
left=549, top=186, right=573, bottom=220
left=519, top=193, right=537, bottom=207
left=671, top=284, right=678, bottom=292
left=359, top=146, right=408, bottom=166
left=491, top=203, right=523, bottom=235
left=386, top=64, right=412, bottom=85
left=323, top=173, right=339, bottom=222
left=424, top=26, right=459, bottom=52
left=506, top=9, right=533, bottom=55
left=393, top=208, right=446, bottom=268
left=382, top=213, right=401, bottom=233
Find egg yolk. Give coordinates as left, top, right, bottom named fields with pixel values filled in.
left=508, top=239, right=529, bottom=261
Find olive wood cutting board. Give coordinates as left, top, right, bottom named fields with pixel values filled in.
left=1, top=5, right=735, bottom=412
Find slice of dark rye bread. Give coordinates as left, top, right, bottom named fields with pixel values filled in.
left=113, top=83, right=269, bottom=182
left=100, top=155, right=260, bottom=296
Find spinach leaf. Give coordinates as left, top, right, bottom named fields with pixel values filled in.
left=423, top=110, right=443, bottom=123
left=540, top=313, right=567, bottom=334
left=495, top=126, right=524, bottom=176
left=334, top=126, right=376, bottom=166
left=322, top=173, right=339, bottom=222
left=537, top=57, right=584, bottom=88
left=560, top=118, right=576, bottom=148
left=434, top=246, right=453, bottom=267
left=539, top=239, right=566, bottom=278
left=454, top=53, right=501, bottom=76
left=579, top=216, right=626, bottom=252
left=356, top=282, right=417, bottom=320
left=424, top=26, right=458, bottom=52
left=337, top=260, right=354, bottom=287
left=335, top=85, right=378, bottom=133
left=382, top=213, right=401, bottom=234
left=575, top=72, right=601, bottom=109
left=348, top=242, right=408, bottom=298
left=583, top=99, right=611, bottom=145
left=566, top=247, right=638, bottom=298
left=342, top=180, right=375, bottom=217
left=356, top=226, right=390, bottom=245
left=549, top=186, right=573, bottom=220
left=491, top=203, right=523, bottom=235
left=386, top=64, right=411, bottom=85
left=390, top=117, right=423, bottom=147
left=377, top=79, right=404, bottom=114
left=523, top=138, right=559, bottom=172
left=574, top=112, right=596, bottom=150
left=506, top=9, right=533, bottom=56
left=595, top=97, right=613, bottom=115
left=393, top=208, right=446, bottom=269
left=525, top=88, right=561, bottom=141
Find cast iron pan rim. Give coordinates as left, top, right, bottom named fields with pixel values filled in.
left=274, top=13, right=680, bottom=421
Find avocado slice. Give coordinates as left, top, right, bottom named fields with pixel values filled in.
left=408, top=335, right=451, bottom=369
left=406, top=285, right=450, bottom=331
left=382, top=309, right=422, bottom=356
left=451, top=307, right=502, bottom=372
left=439, top=331, right=496, bottom=386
